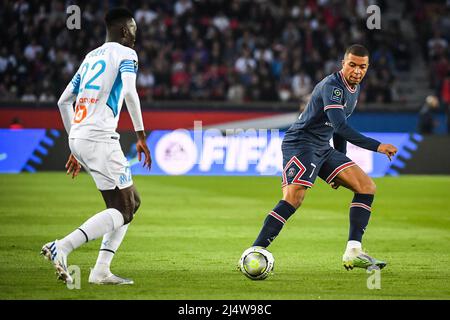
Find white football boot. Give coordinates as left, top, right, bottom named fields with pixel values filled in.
left=40, top=240, right=73, bottom=284
left=342, top=247, right=387, bottom=271
left=88, top=268, right=134, bottom=285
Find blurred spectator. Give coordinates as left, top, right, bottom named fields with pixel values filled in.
left=227, top=73, right=245, bottom=102
left=212, top=11, right=230, bottom=32
left=235, top=46, right=256, bottom=83
left=427, top=30, right=448, bottom=61
left=441, top=72, right=450, bottom=134
left=0, top=0, right=429, bottom=103
left=21, top=86, right=37, bottom=102
left=291, top=69, right=312, bottom=101
left=39, top=89, right=56, bottom=102
left=9, top=117, right=24, bottom=129
left=174, top=0, right=193, bottom=17
left=418, top=95, right=440, bottom=134
left=135, top=3, right=157, bottom=25
left=137, top=66, right=155, bottom=101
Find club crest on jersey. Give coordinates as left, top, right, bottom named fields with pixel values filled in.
left=287, top=167, right=297, bottom=178
left=330, top=87, right=343, bottom=103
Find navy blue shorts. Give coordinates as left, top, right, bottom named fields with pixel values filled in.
left=281, top=145, right=356, bottom=188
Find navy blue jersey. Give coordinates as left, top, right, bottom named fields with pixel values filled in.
left=284, top=71, right=380, bottom=152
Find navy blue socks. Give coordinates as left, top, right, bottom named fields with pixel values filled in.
left=253, top=200, right=297, bottom=247
left=348, top=193, right=374, bottom=242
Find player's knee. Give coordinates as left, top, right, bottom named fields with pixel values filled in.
left=289, top=198, right=303, bottom=209
left=120, top=197, right=136, bottom=224
left=357, top=180, right=376, bottom=195
left=291, top=193, right=305, bottom=209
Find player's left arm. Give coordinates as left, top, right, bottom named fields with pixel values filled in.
left=322, top=84, right=397, bottom=159
left=121, top=61, right=152, bottom=169
left=326, top=109, right=397, bottom=159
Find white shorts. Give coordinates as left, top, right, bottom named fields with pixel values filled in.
left=69, top=138, right=133, bottom=190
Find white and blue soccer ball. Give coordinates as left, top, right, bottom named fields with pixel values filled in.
left=238, top=246, right=275, bottom=280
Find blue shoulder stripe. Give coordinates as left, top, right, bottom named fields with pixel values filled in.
left=71, top=74, right=81, bottom=94
left=119, top=59, right=138, bottom=73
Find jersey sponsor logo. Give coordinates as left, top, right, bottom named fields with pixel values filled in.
left=73, top=104, right=87, bottom=123
left=330, top=87, right=343, bottom=103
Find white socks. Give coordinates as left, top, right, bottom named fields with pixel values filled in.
left=92, top=223, right=130, bottom=274
left=346, top=240, right=362, bottom=253
left=59, top=208, right=124, bottom=254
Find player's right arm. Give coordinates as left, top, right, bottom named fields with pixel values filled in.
left=57, top=72, right=81, bottom=135
left=57, top=71, right=82, bottom=178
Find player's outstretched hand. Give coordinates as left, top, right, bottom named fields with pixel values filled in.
left=330, top=181, right=340, bottom=190
left=377, top=143, right=398, bottom=161
left=136, top=138, right=152, bottom=170
left=65, top=154, right=81, bottom=179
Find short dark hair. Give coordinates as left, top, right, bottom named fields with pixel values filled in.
left=345, top=44, right=369, bottom=58
left=105, top=7, right=134, bottom=28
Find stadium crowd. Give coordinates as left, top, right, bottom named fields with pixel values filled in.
left=0, top=0, right=448, bottom=107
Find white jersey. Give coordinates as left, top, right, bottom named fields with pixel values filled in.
left=66, top=42, right=139, bottom=141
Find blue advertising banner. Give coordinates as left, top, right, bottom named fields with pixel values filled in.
left=129, top=130, right=416, bottom=177
left=0, top=129, right=47, bottom=173
left=0, top=129, right=421, bottom=176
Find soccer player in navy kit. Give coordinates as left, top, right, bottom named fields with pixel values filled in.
left=248, top=44, right=398, bottom=270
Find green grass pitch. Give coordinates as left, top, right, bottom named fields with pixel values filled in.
left=0, top=173, right=449, bottom=300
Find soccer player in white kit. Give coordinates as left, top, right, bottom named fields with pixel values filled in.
left=41, top=8, right=151, bottom=285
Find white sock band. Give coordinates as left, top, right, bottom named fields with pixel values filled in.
left=346, top=240, right=362, bottom=251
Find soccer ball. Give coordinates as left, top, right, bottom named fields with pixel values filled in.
left=238, top=246, right=274, bottom=280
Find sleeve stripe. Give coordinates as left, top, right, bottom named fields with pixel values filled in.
left=71, top=74, right=80, bottom=85
left=119, top=61, right=135, bottom=67
left=120, top=68, right=136, bottom=72
left=71, top=74, right=81, bottom=94
left=119, top=59, right=138, bottom=74
left=324, top=105, right=344, bottom=111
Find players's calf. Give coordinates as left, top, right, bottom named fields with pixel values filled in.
left=252, top=184, right=305, bottom=247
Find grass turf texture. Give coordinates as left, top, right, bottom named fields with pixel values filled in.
left=0, top=173, right=449, bottom=300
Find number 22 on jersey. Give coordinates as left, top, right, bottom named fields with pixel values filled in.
left=73, top=59, right=106, bottom=123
